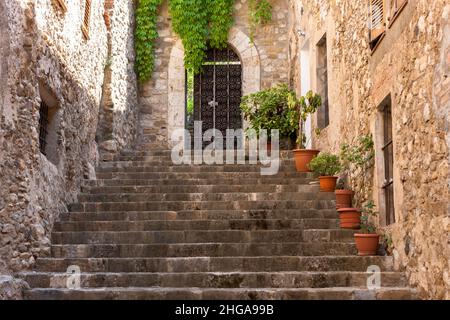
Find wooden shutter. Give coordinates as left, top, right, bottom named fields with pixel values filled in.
left=370, top=0, right=386, bottom=42
left=82, top=0, right=92, bottom=40
left=54, top=0, right=68, bottom=13
left=388, top=0, right=407, bottom=24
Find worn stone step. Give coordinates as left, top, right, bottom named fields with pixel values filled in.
left=83, top=177, right=316, bottom=187
left=68, top=200, right=335, bottom=213
left=23, top=286, right=418, bottom=300
left=81, top=184, right=320, bottom=194
left=96, top=164, right=299, bottom=173
left=76, top=192, right=335, bottom=203
left=303, top=229, right=357, bottom=242
left=49, top=242, right=356, bottom=258
left=54, top=219, right=340, bottom=232
left=118, top=149, right=295, bottom=158
left=99, top=159, right=297, bottom=168
left=60, top=209, right=339, bottom=222
left=94, top=171, right=315, bottom=180
left=33, top=256, right=394, bottom=273
left=51, top=230, right=308, bottom=244
left=19, top=271, right=408, bottom=289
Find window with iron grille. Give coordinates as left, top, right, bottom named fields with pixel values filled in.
left=39, top=101, right=49, bottom=155
left=381, top=101, right=395, bottom=225
left=82, top=0, right=92, bottom=40
left=316, top=34, right=329, bottom=129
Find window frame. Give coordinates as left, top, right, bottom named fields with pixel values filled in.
left=387, top=0, right=408, bottom=28
left=82, top=0, right=92, bottom=40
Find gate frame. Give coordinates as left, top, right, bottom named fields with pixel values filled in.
left=167, top=27, right=261, bottom=147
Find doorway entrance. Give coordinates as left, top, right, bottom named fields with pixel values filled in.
left=186, top=45, right=243, bottom=148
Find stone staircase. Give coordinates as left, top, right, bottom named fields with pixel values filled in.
left=18, top=147, right=416, bottom=299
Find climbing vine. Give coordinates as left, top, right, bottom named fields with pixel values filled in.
left=248, top=0, right=272, bottom=42
left=135, top=0, right=273, bottom=81
left=135, top=0, right=162, bottom=83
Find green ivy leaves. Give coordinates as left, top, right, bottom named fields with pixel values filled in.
left=135, top=0, right=163, bottom=83
left=135, top=0, right=273, bottom=81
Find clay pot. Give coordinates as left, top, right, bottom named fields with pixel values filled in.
left=335, top=189, right=354, bottom=209
left=318, top=176, right=338, bottom=192
left=354, top=233, right=380, bottom=256
left=337, top=208, right=361, bottom=229
left=293, top=149, right=320, bottom=172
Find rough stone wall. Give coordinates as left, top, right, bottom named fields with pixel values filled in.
left=97, top=0, right=139, bottom=161
left=140, top=0, right=291, bottom=147
left=290, top=0, right=450, bottom=299
left=0, top=0, right=109, bottom=296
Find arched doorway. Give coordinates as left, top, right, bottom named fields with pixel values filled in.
left=168, top=27, right=261, bottom=148
left=186, top=44, right=243, bottom=146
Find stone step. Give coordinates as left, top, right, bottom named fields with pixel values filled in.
left=76, top=192, right=335, bottom=203
left=99, top=159, right=297, bottom=168
left=118, top=150, right=295, bottom=158
left=94, top=172, right=314, bottom=180
left=23, top=287, right=418, bottom=300
left=53, top=219, right=340, bottom=232
left=49, top=242, right=357, bottom=258
left=83, top=177, right=316, bottom=187
left=96, top=163, right=299, bottom=173
left=81, top=184, right=321, bottom=194
left=51, top=230, right=309, bottom=244
left=33, top=256, right=394, bottom=273
left=68, top=200, right=336, bottom=213
left=51, top=229, right=356, bottom=245
left=18, top=271, right=408, bottom=289
left=60, top=209, right=339, bottom=222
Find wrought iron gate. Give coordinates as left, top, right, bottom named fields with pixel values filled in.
left=190, top=45, right=242, bottom=147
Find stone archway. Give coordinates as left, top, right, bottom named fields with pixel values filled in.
left=167, top=27, right=261, bottom=146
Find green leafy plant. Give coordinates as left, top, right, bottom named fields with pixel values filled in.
left=135, top=0, right=273, bottom=80
left=308, top=153, right=342, bottom=176
left=240, top=84, right=300, bottom=139
left=360, top=201, right=378, bottom=234
left=135, top=0, right=163, bottom=82
left=340, top=134, right=375, bottom=168
left=169, top=0, right=211, bottom=74
left=297, top=91, right=322, bottom=148
left=248, top=0, right=272, bottom=42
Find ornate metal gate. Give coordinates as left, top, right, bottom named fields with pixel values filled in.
left=191, top=45, right=242, bottom=147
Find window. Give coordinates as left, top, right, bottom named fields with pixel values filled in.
left=81, top=0, right=92, bottom=40
left=369, top=0, right=386, bottom=51
left=380, top=97, right=395, bottom=225
left=388, top=0, right=408, bottom=27
left=38, top=101, right=49, bottom=155
left=38, top=83, right=60, bottom=165
left=316, top=34, right=329, bottom=129
left=53, top=0, right=67, bottom=13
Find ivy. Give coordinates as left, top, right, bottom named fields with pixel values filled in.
left=169, top=0, right=211, bottom=74
left=135, top=0, right=162, bottom=83
left=248, top=0, right=272, bottom=42
left=135, top=0, right=273, bottom=80
left=209, top=0, right=235, bottom=49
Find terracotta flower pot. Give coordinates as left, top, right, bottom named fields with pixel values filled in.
left=354, top=233, right=380, bottom=256
left=337, top=208, right=361, bottom=229
left=293, top=149, right=320, bottom=172
left=318, top=176, right=338, bottom=192
left=335, top=189, right=354, bottom=209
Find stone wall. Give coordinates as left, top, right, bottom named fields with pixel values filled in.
left=97, top=0, right=139, bottom=161
left=140, top=0, right=291, bottom=147
left=0, top=0, right=137, bottom=298
left=290, top=0, right=450, bottom=299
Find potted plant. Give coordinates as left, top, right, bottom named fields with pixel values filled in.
left=292, top=91, right=322, bottom=172
left=337, top=207, right=361, bottom=229
left=308, top=152, right=341, bottom=192
left=240, top=84, right=300, bottom=151
left=335, top=177, right=354, bottom=209
left=354, top=201, right=380, bottom=256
